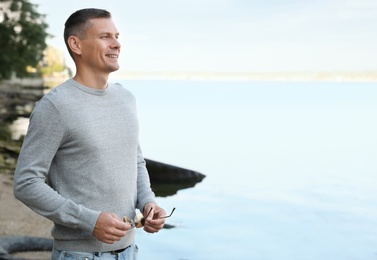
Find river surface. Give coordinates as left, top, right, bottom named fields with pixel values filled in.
left=12, top=79, right=377, bottom=260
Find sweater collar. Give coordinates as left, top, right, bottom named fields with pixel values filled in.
left=69, top=78, right=109, bottom=96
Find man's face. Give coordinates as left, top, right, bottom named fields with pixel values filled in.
left=79, top=18, right=121, bottom=74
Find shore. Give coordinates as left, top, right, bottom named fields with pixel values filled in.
left=0, top=172, right=53, bottom=259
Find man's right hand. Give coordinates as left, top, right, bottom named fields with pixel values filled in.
left=93, top=212, right=131, bottom=244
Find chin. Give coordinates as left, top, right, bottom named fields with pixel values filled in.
left=109, top=66, right=120, bottom=73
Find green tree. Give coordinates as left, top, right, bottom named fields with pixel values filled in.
left=0, top=0, right=49, bottom=79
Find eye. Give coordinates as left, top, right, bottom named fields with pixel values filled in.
left=100, top=35, right=109, bottom=39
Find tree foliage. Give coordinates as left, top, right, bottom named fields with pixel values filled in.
left=0, top=0, right=49, bottom=79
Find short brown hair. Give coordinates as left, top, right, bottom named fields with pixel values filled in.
left=64, top=8, right=111, bottom=58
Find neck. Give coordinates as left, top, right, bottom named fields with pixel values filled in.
left=73, top=69, right=109, bottom=90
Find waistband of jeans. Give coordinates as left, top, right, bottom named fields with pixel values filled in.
left=101, top=245, right=131, bottom=255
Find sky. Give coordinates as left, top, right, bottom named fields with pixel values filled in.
left=31, top=0, right=377, bottom=74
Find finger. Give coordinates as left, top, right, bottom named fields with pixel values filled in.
left=145, top=223, right=163, bottom=233
left=106, top=233, right=122, bottom=242
left=147, top=217, right=165, bottom=226
left=110, top=229, right=126, bottom=238
left=143, top=224, right=159, bottom=233
left=110, top=214, right=131, bottom=231
left=115, top=219, right=131, bottom=231
left=151, top=205, right=166, bottom=219
left=144, top=207, right=155, bottom=220
left=148, top=209, right=155, bottom=220
left=104, top=222, right=130, bottom=239
left=102, top=236, right=117, bottom=244
left=143, top=219, right=164, bottom=233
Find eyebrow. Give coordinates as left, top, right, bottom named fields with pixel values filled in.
left=98, top=32, right=120, bottom=37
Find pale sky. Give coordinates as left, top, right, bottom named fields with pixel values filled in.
left=32, top=0, right=377, bottom=73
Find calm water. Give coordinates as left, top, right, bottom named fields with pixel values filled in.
left=118, top=80, right=377, bottom=260
left=13, top=79, right=377, bottom=259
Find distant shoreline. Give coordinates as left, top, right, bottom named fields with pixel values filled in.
left=111, top=71, right=377, bottom=82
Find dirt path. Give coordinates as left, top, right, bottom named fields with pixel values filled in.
left=0, top=172, right=53, bottom=259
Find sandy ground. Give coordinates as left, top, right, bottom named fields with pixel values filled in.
left=0, top=172, right=53, bottom=259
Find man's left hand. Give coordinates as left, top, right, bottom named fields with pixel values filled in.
left=143, top=202, right=166, bottom=233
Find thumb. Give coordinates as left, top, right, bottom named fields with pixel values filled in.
left=144, top=207, right=154, bottom=220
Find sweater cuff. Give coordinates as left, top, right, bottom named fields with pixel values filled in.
left=79, top=207, right=101, bottom=233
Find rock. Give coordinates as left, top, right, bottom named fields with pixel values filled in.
left=0, top=236, right=53, bottom=260
left=146, top=159, right=206, bottom=197
left=146, top=159, right=205, bottom=184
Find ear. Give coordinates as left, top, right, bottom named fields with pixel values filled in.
left=67, top=36, right=82, bottom=55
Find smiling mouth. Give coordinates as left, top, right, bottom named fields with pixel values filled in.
left=106, top=54, right=118, bottom=58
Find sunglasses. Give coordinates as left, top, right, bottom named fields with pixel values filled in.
left=123, top=207, right=176, bottom=228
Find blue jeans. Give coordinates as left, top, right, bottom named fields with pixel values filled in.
left=51, top=244, right=138, bottom=260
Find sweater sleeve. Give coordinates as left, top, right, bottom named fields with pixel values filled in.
left=13, top=98, right=100, bottom=233
left=135, top=144, right=156, bottom=211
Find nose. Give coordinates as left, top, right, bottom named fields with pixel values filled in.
left=112, top=38, right=121, bottom=49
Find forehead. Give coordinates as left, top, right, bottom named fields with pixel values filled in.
left=86, top=18, right=119, bottom=34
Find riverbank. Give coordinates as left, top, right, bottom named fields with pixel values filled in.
left=0, top=140, right=21, bottom=175
left=0, top=172, right=53, bottom=259
left=0, top=78, right=54, bottom=258
left=0, top=79, right=44, bottom=179
left=0, top=173, right=53, bottom=237
left=0, top=80, right=45, bottom=122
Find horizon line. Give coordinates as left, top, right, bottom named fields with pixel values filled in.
left=110, top=71, right=377, bottom=82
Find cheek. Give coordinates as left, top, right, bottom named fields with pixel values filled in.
left=83, top=42, right=102, bottom=55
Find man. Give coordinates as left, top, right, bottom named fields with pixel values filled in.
left=13, top=8, right=166, bottom=259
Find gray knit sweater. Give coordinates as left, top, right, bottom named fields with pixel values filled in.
left=13, top=78, right=155, bottom=252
